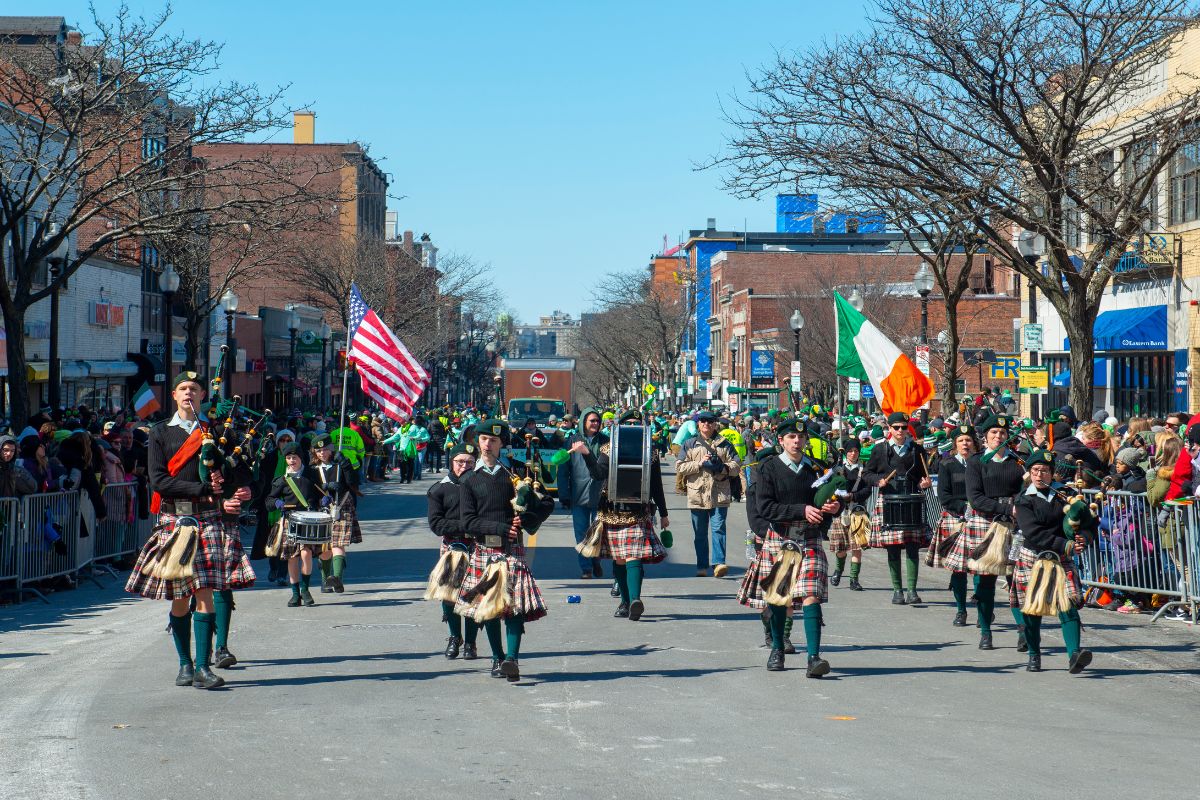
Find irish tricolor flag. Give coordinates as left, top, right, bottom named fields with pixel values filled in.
left=132, top=382, right=160, bottom=420
left=834, top=291, right=933, bottom=415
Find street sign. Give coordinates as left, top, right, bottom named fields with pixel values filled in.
left=954, top=379, right=966, bottom=394
left=861, top=383, right=875, bottom=399
left=1018, top=365, right=1049, bottom=394
left=529, top=371, right=548, bottom=389
left=915, top=345, right=931, bottom=410
left=1022, top=324, right=1043, bottom=352
left=751, top=350, right=774, bottom=379
left=961, top=348, right=997, bottom=366
left=790, top=360, right=803, bottom=393
left=989, top=354, right=1021, bottom=380
left=848, top=378, right=861, bottom=401
left=643, top=382, right=657, bottom=395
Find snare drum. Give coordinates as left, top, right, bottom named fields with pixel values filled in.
left=286, top=510, right=334, bottom=545
left=882, top=494, right=926, bottom=531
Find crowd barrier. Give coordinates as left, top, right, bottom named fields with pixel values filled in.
left=0, top=484, right=151, bottom=605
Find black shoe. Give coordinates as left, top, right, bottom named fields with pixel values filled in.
left=1017, top=630, right=1029, bottom=653
left=593, top=562, right=603, bottom=578
left=953, top=611, right=968, bottom=627
left=320, top=579, right=333, bottom=594
left=490, top=659, right=504, bottom=678
left=287, top=595, right=301, bottom=607
left=500, top=658, right=520, bottom=682
left=610, top=580, right=621, bottom=597
left=892, top=590, right=906, bottom=605
left=1026, top=653, right=1042, bottom=672
left=330, top=576, right=345, bottom=594
left=848, top=579, right=864, bottom=591
left=301, top=589, right=316, bottom=607
left=462, top=642, right=478, bottom=660
left=614, top=603, right=630, bottom=618
left=445, top=636, right=462, bottom=659
left=175, top=664, right=195, bottom=687
left=628, top=599, right=644, bottom=621
left=782, top=636, right=796, bottom=655
left=267, top=566, right=280, bottom=583
left=213, top=647, right=237, bottom=668
left=767, top=648, right=785, bottom=671
left=978, top=634, right=994, bottom=650
left=1068, top=648, right=1093, bottom=674
left=830, top=570, right=842, bottom=587
left=905, top=590, right=923, bottom=604
left=193, top=666, right=226, bottom=689
left=806, top=655, right=831, bottom=678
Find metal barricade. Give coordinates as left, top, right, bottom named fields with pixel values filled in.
left=1174, top=500, right=1200, bottom=624
left=1077, top=489, right=1194, bottom=623
left=0, top=496, right=22, bottom=598
left=19, top=491, right=81, bottom=604
left=92, top=482, right=139, bottom=578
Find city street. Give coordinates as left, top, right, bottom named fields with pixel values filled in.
left=2, top=465, right=1199, bottom=800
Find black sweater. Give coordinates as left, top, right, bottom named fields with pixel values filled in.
left=427, top=473, right=466, bottom=539
left=863, top=441, right=927, bottom=495
left=267, top=472, right=324, bottom=512
left=965, top=453, right=1026, bottom=519
left=754, top=455, right=833, bottom=535
left=461, top=464, right=554, bottom=544
left=937, top=456, right=969, bottom=516
left=306, top=458, right=356, bottom=502
left=835, top=460, right=872, bottom=507
left=1014, top=488, right=1097, bottom=558
left=148, top=421, right=211, bottom=500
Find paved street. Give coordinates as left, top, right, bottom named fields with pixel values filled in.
left=3, top=465, right=1200, bottom=800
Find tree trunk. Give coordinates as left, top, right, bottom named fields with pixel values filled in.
left=1060, top=291, right=1098, bottom=416
left=2, top=301, right=32, bottom=429
left=942, top=298, right=960, bottom=413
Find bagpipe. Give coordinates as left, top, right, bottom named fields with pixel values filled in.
left=510, top=429, right=552, bottom=535
left=198, top=346, right=276, bottom=497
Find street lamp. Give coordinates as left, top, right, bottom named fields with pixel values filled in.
left=158, top=263, right=180, bottom=407
left=728, top=338, right=738, bottom=385
left=790, top=310, right=804, bottom=407
left=287, top=306, right=300, bottom=411
left=848, top=288, right=864, bottom=312
left=46, top=222, right=69, bottom=410
left=320, top=321, right=332, bottom=410
left=914, top=264, right=935, bottom=422
left=220, top=288, right=238, bottom=400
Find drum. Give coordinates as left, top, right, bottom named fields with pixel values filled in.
left=882, top=494, right=926, bottom=531
left=286, top=510, right=333, bottom=545
left=607, top=424, right=652, bottom=504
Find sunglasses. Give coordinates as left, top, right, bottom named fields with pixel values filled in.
left=890, top=424, right=908, bottom=431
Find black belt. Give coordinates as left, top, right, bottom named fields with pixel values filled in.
left=160, top=498, right=220, bottom=515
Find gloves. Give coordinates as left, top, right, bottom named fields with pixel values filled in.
left=274, top=499, right=284, bottom=510
left=320, top=495, right=332, bottom=507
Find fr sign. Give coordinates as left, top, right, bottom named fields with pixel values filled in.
left=529, top=371, right=548, bottom=389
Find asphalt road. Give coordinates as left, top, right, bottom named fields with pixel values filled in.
left=2, top=463, right=1199, bottom=800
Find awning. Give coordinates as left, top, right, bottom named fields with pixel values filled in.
left=86, top=360, right=138, bottom=378
left=1064, top=305, right=1167, bottom=351
left=127, top=352, right=165, bottom=383
left=727, top=386, right=784, bottom=394
left=1051, top=359, right=1108, bottom=388
left=61, top=362, right=88, bottom=380
left=26, top=361, right=48, bottom=382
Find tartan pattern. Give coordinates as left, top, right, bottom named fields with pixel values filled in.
left=125, top=511, right=255, bottom=600
left=1009, top=546, right=1082, bottom=610
left=457, top=541, right=547, bottom=622
left=868, top=493, right=931, bottom=548
left=350, top=497, right=363, bottom=543
left=926, top=511, right=962, bottom=569
left=941, top=508, right=993, bottom=573
left=736, top=527, right=828, bottom=610
left=599, top=518, right=667, bottom=563
left=828, top=513, right=858, bottom=553
left=330, top=502, right=357, bottom=549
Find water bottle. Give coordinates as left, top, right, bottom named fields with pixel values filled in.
left=566, top=594, right=582, bottom=604
left=1007, top=532, right=1024, bottom=563
left=745, top=531, right=756, bottom=562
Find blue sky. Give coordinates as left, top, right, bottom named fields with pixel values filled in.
left=21, top=1, right=868, bottom=322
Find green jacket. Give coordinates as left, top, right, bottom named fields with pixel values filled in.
left=330, top=426, right=365, bottom=468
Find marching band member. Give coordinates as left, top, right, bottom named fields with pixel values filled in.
left=864, top=412, right=932, bottom=605
left=459, top=419, right=555, bottom=682
left=933, top=424, right=974, bottom=618
left=736, top=419, right=841, bottom=676
left=1011, top=449, right=1096, bottom=674
left=828, top=437, right=871, bottom=591
left=306, top=434, right=358, bottom=594
left=425, top=443, right=480, bottom=659
left=960, top=414, right=1026, bottom=650
left=125, top=372, right=255, bottom=690
left=268, top=443, right=328, bottom=608
left=742, top=446, right=786, bottom=650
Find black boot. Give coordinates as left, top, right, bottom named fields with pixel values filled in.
left=830, top=570, right=842, bottom=587
left=287, top=595, right=301, bottom=608
left=614, top=603, right=629, bottom=618
left=1017, top=629, right=1029, bottom=653
left=490, top=658, right=504, bottom=678
left=628, top=599, right=644, bottom=621
left=763, top=629, right=772, bottom=648
left=1026, top=652, right=1042, bottom=672
left=1068, top=649, right=1093, bottom=674
left=782, top=636, right=796, bottom=655
left=952, top=611, right=968, bottom=627
left=806, top=655, right=831, bottom=678
left=767, top=648, right=785, bottom=671
left=193, top=666, right=226, bottom=689
left=462, top=642, right=478, bottom=660
left=445, top=636, right=462, bottom=659
left=978, top=633, right=994, bottom=650
left=320, top=578, right=333, bottom=593
left=610, top=580, right=621, bottom=598
left=848, top=578, right=864, bottom=591
left=301, top=588, right=315, bottom=607
left=905, top=590, right=923, bottom=604
left=500, top=658, right=520, bottom=682
left=213, top=647, right=237, bottom=668
left=892, top=590, right=906, bottom=605
left=175, top=664, right=195, bottom=687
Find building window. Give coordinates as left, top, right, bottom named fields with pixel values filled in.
left=142, top=134, right=166, bottom=169
left=1123, top=139, right=1158, bottom=230
left=1169, top=133, right=1200, bottom=225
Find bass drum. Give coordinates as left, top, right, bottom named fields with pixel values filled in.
left=608, top=424, right=652, bottom=504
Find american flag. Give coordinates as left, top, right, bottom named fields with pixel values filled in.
left=348, top=283, right=429, bottom=421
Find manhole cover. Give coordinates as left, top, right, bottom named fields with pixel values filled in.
left=331, top=623, right=419, bottom=630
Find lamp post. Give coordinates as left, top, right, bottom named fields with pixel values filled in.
left=318, top=322, right=331, bottom=410
left=158, top=263, right=180, bottom=408
left=287, top=306, right=300, bottom=411
left=46, top=222, right=69, bottom=410
left=789, top=309, right=804, bottom=408
left=914, top=264, right=935, bottom=422
left=493, top=373, right=503, bottom=416
left=728, top=338, right=738, bottom=384
left=219, top=288, right=238, bottom=400
left=848, top=288, right=864, bottom=312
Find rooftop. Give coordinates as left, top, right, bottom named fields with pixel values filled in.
left=0, top=16, right=66, bottom=35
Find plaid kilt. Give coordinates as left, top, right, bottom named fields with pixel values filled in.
left=1009, top=547, right=1082, bottom=610
left=350, top=497, right=363, bottom=544
left=941, top=508, right=993, bottom=574
left=457, top=541, right=547, bottom=623
left=439, top=535, right=474, bottom=555
left=868, top=493, right=931, bottom=548
left=125, top=511, right=255, bottom=600
left=599, top=518, right=667, bottom=563
left=330, top=502, right=356, bottom=549
left=736, top=527, right=828, bottom=610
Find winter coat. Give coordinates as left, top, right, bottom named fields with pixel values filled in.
left=675, top=434, right=739, bottom=509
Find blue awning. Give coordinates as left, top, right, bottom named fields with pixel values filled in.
left=1064, top=305, right=1167, bottom=351
left=1051, top=359, right=1108, bottom=388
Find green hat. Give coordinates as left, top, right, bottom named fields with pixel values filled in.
left=776, top=419, right=802, bottom=439
left=478, top=418, right=511, bottom=445
left=311, top=434, right=332, bottom=450
left=280, top=442, right=301, bottom=458
left=448, top=442, right=478, bottom=461
left=839, top=437, right=861, bottom=452
left=952, top=423, right=976, bottom=441
left=1028, top=448, right=1054, bottom=467
left=975, top=412, right=1011, bottom=437
left=870, top=424, right=885, bottom=442
left=937, top=437, right=954, bottom=454
left=172, top=370, right=204, bottom=391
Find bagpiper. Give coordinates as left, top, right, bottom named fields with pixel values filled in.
left=424, top=443, right=481, bottom=659
left=125, top=372, right=255, bottom=690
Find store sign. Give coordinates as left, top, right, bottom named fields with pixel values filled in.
left=251, top=359, right=267, bottom=373
left=750, top=350, right=774, bottom=379
left=88, top=301, right=126, bottom=328
left=529, top=371, right=548, bottom=389
left=848, top=378, right=861, bottom=401
left=989, top=354, right=1021, bottom=380
left=789, top=360, right=802, bottom=393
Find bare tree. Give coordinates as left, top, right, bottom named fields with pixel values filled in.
left=715, top=0, right=1200, bottom=413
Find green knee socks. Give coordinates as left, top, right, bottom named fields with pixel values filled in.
left=332, top=555, right=346, bottom=579
left=318, top=558, right=332, bottom=581
left=442, top=601, right=462, bottom=638
left=626, top=560, right=644, bottom=602
left=802, top=604, right=822, bottom=658
left=769, top=605, right=787, bottom=650
left=834, top=555, right=847, bottom=573
left=465, top=619, right=480, bottom=646
left=1059, top=608, right=1082, bottom=657
left=887, top=550, right=903, bottom=590
left=1010, top=606, right=1025, bottom=629
left=485, top=619, right=504, bottom=660
left=849, top=560, right=861, bottom=580
left=976, top=576, right=996, bottom=634
left=213, top=590, right=234, bottom=650
left=783, top=616, right=793, bottom=641
left=193, top=611, right=216, bottom=668
left=949, top=572, right=968, bottom=613
left=1023, top=614, right=1042, bottom=655
left=290, top=582, right=301, bottom=600
left=904, top=547, right=920, bottom=592
left=299, top=572, right=312, bottom=591
left=169, top=612, right=192, bottom=667
left=613, top=562, right=630, bottom=605
left=505, top=614, right=525, bottom=661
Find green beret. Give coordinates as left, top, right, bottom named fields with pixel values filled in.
left=311, top=434, right=332, bottom=450
left=478, top=418, right=511, bottom=445
left=887, top=411, right=908, bottom=425
left=172, top=370, right=204, bottom=391
left=280, top=442, right=301, bottom=458
left=776, top=419, right=802, bottom=439
left=952, top=424, right=976, bottom=441
left=839, top=437, right=861, bottom=452
left=448, top=442, right=478, bottom=460
left=1028, top=448, right=1054, bottom=466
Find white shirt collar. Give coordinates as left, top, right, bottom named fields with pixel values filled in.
left=475, top=461, right=503, bottom=475
left=168, top=412, right=201, bottom=434
left=1024, top=483, right=1053, bottom=500
left=777, top=452, right=802, bottom=471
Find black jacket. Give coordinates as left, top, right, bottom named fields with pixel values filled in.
left=937, top=456, right=969, bottom=517
left=754, top=454, right=832, bottom=536
left=461, top=464, right=554, bottom=546
left=1051, top=436, right=1106, bottom=486
left=267, top=471, right=324, bottom=512
left=427, top=472, right=467, bottom=539
left=863, top=441, right=927, bottom=495
left=965, top=453, right=1026, bottom=519
left=1014, top=487, right=1098, bottom=558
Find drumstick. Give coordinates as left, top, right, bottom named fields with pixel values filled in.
left=881, top=468, right=897, bottom=485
